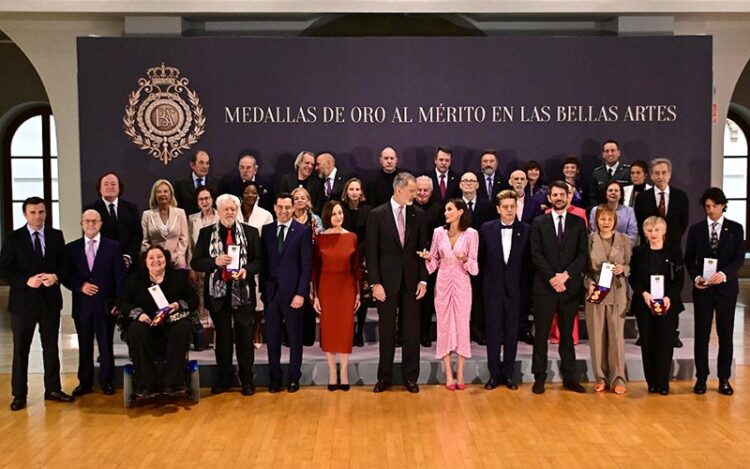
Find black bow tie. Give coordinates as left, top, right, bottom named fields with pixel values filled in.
left=500, top=225, right=513, bottom=229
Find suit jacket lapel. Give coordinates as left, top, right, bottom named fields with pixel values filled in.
left=383, top=206, right=401, bottom=248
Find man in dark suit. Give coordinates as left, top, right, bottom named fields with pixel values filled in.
left=277, top=150, right=324, bottom=213
left=366, top=172, right=428, bottom=393
left=316, top=151, right=352, bottom=212
left=530, top=181, right=588, bottom=394
left=427, top=146, right=461, bottom=205
left=63, top=209, right=125, bottom=396
left=218, top=152, right=275, bottom=212
left=480, top=190, right=531, bottom=390
left=590, top=139, right=631, bottom=206
left=684, top=188, right=744, bottom=396
left=634, top=158, right=690, bottom=247
left=173, top=149, right=219, bottom=215
left=460, top=171, right=494, bottom=345
left=192, top=194, right=263, bottom=396
left=634, top=158, right=690, bottom=348
left=260, top=193, right=312, bottom=393
left=84, top=172, right=141, bottom=270
left=368, top=146, right=402, bottom=208
left=509, top=169, right=540, bottom=345
left=0, top=197, right=73, bottom=410
left=476, top=150, right=510, bottom=202
left=414, top=176, right=444, bottom=347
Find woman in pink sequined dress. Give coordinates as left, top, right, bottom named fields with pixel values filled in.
left=419, top=199, right=479, bottom=391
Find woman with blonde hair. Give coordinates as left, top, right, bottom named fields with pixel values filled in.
left=584, top=204, right=632, bottom=394
left=141, top=179, right=189, bottom=269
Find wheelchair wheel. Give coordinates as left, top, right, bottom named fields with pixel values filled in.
left=187, top=360, right=200, bottom=403
left=123, top=364, right=136, bottom=408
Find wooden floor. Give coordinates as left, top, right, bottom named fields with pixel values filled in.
left=2, top=284, right=750, bottom=468
left=0, top=371, right=748, bottom=468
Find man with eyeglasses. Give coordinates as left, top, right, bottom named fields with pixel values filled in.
left=218, top=152, right=275, bottom=211
left=63, top=210, right=125, bottom=397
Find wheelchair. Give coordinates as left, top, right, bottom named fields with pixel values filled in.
left=118, top=310, right=202, bottom=408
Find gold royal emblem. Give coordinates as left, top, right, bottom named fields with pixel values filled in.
left=123, top=63, right=206, bottom=165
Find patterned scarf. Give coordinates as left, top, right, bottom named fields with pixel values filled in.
left=207, top=222, right=252, bottom=308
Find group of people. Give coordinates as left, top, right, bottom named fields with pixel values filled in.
left=0, top=141, right=742, bottom=411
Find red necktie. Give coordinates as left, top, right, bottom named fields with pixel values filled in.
left=222, top=228, right=234, bottom=282
left=439, top=174, right=446, bottom=200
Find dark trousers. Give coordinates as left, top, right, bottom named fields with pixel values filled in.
left=419, top=274, right=436, bottom=340
left=265, top=296, right=304, bottom=384
left=127, top=318, right=193, bottom=390
left=532, top=293, right=578, bottom=382
left=73, top=306, right=115, bottom=388
left=377, top=278, right=421, bottom=383
left=11, top=308, right=62, bottom=398
left=470, top=275, right=484, bottom=340
left=694, top=289, right=736, bottom=381
left=518, top=272, right=534, bottom=337
left=210, top=304, right=255, bottom=387
left=484, top=296, right=519, bottom=380
left=636, top=309, right=678, bottom=390
left=355, top=302, right=368, bottom=341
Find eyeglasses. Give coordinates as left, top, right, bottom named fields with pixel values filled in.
left=460, top=179, right=478, bottom=183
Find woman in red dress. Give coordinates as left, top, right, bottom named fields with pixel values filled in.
left=313, top=200, right=360, bottom=391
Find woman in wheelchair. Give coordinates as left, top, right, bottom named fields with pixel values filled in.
left=119, top=246, right=198, bottom=397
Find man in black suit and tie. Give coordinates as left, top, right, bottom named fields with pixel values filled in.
left=509, top=169, right=541, bottom=345
left=634, top=157, right=689, bottom=348
left=460, top=171, right=494, bottom=345
left=428, top=146, right=460, bottom=205
left=173, top=149, right=218, bottom=215
left=260, top=193, right=312, bottom=393
left=634, top=158, right=690, bottom=247
left=277, top=150, right=324, bottom=213
left=367, top=172, right=428, bottom=393
left=368, top=146, right=402, bottom=208
left=63, top=209, right=125, bottom=396
left=414, top=176, right=444, bottom=347
left=480, top=190, right=531, bottom=390
left=476, top=150, right=510, bottom=202
left=684, top=188, right=744, bottom=396
left=192, top=194, right=264, bottom=396
left=0, top=197, right=73, bottom=410
left=218, top=153, right=275, bottom=212
left=84, top=172, right=141, bottom=270
left=530, top=181, right=588, bottom=394
left=316, top=151, right=351, bottom=211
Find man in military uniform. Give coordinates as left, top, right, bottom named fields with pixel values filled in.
left=590, top=140, right=631, bottom=206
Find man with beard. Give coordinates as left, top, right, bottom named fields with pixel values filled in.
left=277, top=150, right=324, bottom=213
left=530, top=181, right=588, bottom=394
left=476, top=150, right=510, bottom=202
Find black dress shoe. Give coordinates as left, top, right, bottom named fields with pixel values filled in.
left=532, top=380, right=545, bottom=394
left=211, top=384, right=230, bottom=395
left=72, top=385, right=93, bottom=397
left=563, top=381, right=586, bottom=394
left=693, top=380, right=707, bottom=395
left=673, top=332, right=683, bottom=348
left=373, top=380, right=391, bottom=393
left=719, top=380, right=734, bottom=396
left=648, top=385, right=658, bottom=394
left=405, top=381, right=420, bottom=393
left=353, top=334, right=365, bottom=347
left=659, top=387, right=670, bottom=396
left=101, top=383, right=115, bottom=395
left=44, top=390, right=74, bottom=402
left=520, top=331, right=535, bottom=346
left=10, top=397, right=26, bottom=411
left=268, top=382, right=283, bottom=394
left=288, top=380, right=300, bottom=393
left=505, top=379, right=519, bottom=391
left=241, top=384, right=256, bottom=396
left=484, top=378, right=499, bottom=390
left=420, top=337, right=432, bottom=347
left=327, top=384, right=338, bottom=392
left=339, top=384, right=351, bottom=392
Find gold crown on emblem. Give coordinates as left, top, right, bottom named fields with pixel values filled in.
left=147, top=63, right=181, bottom=85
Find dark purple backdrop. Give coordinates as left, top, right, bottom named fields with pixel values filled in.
left=77, top=36, right=711, bottom=215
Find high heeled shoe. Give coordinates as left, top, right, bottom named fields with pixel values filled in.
left=456, top=383, right=466, bottom=391
left=445, top=383, right=456, bottom=391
